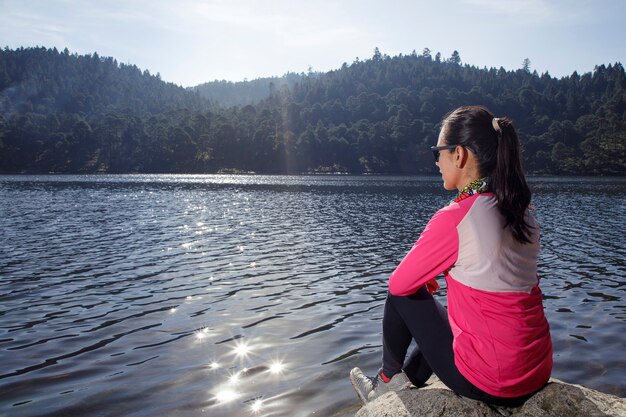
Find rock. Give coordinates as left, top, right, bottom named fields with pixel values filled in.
left=355, top=376, right=626, bottom=417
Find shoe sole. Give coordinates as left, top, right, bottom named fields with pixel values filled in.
left=349, top=369, right=371, bottom=405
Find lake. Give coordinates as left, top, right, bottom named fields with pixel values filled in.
left=0, top=174, right=624, bottom=417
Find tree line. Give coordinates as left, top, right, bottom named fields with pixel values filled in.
left=0, top=46, right=624, bottom=175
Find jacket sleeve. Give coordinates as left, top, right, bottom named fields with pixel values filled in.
left=388, top=208, right=459, bottom=296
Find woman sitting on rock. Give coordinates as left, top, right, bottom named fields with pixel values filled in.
left=350, top=105, right=553, bottom=407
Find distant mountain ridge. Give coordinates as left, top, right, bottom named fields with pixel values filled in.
left=192, top=72, right=314, bottom=107
left=0, top=46, right=624, bottom=175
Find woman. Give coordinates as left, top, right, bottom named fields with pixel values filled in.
left=350, top=105, right=552, bottom=407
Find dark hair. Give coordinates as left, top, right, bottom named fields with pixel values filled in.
left=441, top=105, right=533, bottom=244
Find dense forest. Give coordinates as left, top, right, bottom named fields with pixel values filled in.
left=0, top=46, right=624, bottom=175
left=193, top=72, right=311, bottom=107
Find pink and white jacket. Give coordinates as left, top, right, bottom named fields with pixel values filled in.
left=389, top=193, right=552, bottom=398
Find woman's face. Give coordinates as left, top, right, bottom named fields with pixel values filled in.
left=435, top=128, right=461, bottom=191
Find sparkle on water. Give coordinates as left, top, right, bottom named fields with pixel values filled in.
left=251, top=398, right=263, bottom=413
left=214, top=388, right=239, bottom=404
left=269, top=360, right=285, bottom=375
left=228, top=371, right=241, bottom=384
left=233, top=341, right=251, bottom=358
left=195, top=327, right=210, bottom=340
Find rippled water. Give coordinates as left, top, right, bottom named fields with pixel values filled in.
left=0, top=175, right=624, bottom=417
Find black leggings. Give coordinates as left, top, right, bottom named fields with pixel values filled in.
left=381, top=288, right=537, bottom=407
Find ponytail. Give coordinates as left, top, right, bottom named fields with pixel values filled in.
left=491, top=118, right=533, bottom=244
left=441, top=106, right=533, bottom=244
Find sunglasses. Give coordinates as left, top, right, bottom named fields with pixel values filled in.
left=430, top=145, right=458, bottom=162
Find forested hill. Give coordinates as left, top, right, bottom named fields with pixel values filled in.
left=0, top=47, right=207, bottom=115
left=0, top=46, right=624, bottom=175
left=193, top=72, right=311, bottom=107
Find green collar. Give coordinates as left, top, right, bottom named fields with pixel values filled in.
left=454, top=177, right=489, bottom=202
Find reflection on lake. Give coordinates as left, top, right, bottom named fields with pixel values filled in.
left=0, top=174, right=624, bottom=416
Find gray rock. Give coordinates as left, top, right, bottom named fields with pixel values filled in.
left=355, top=377, right=626, bottom=417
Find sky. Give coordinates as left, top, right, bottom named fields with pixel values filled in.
left=1, top=0, right=624, bottom=87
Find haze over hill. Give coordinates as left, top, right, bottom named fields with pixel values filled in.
left=192, top=73, right=311, bottom=107
left=0, top=46, right=624, bottom=175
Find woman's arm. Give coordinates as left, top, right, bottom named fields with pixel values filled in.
left=388, top=209, right=459, bottom=296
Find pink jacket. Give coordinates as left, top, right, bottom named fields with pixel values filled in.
left=389, top=193, right=552, bottom=397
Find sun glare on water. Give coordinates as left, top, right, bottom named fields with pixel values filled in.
left=214, top=388, right=239, bottom=404
left=269, top=360, right=285, bottom=375
left=250, top=398, right=263, bottom=413
left=233, top=341, right=251, bottom=358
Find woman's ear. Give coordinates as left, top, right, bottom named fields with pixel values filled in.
left=455, top=146, right=468, bottom=169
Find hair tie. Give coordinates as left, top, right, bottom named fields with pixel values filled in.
left=492, top=118, right=501, bottom=132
